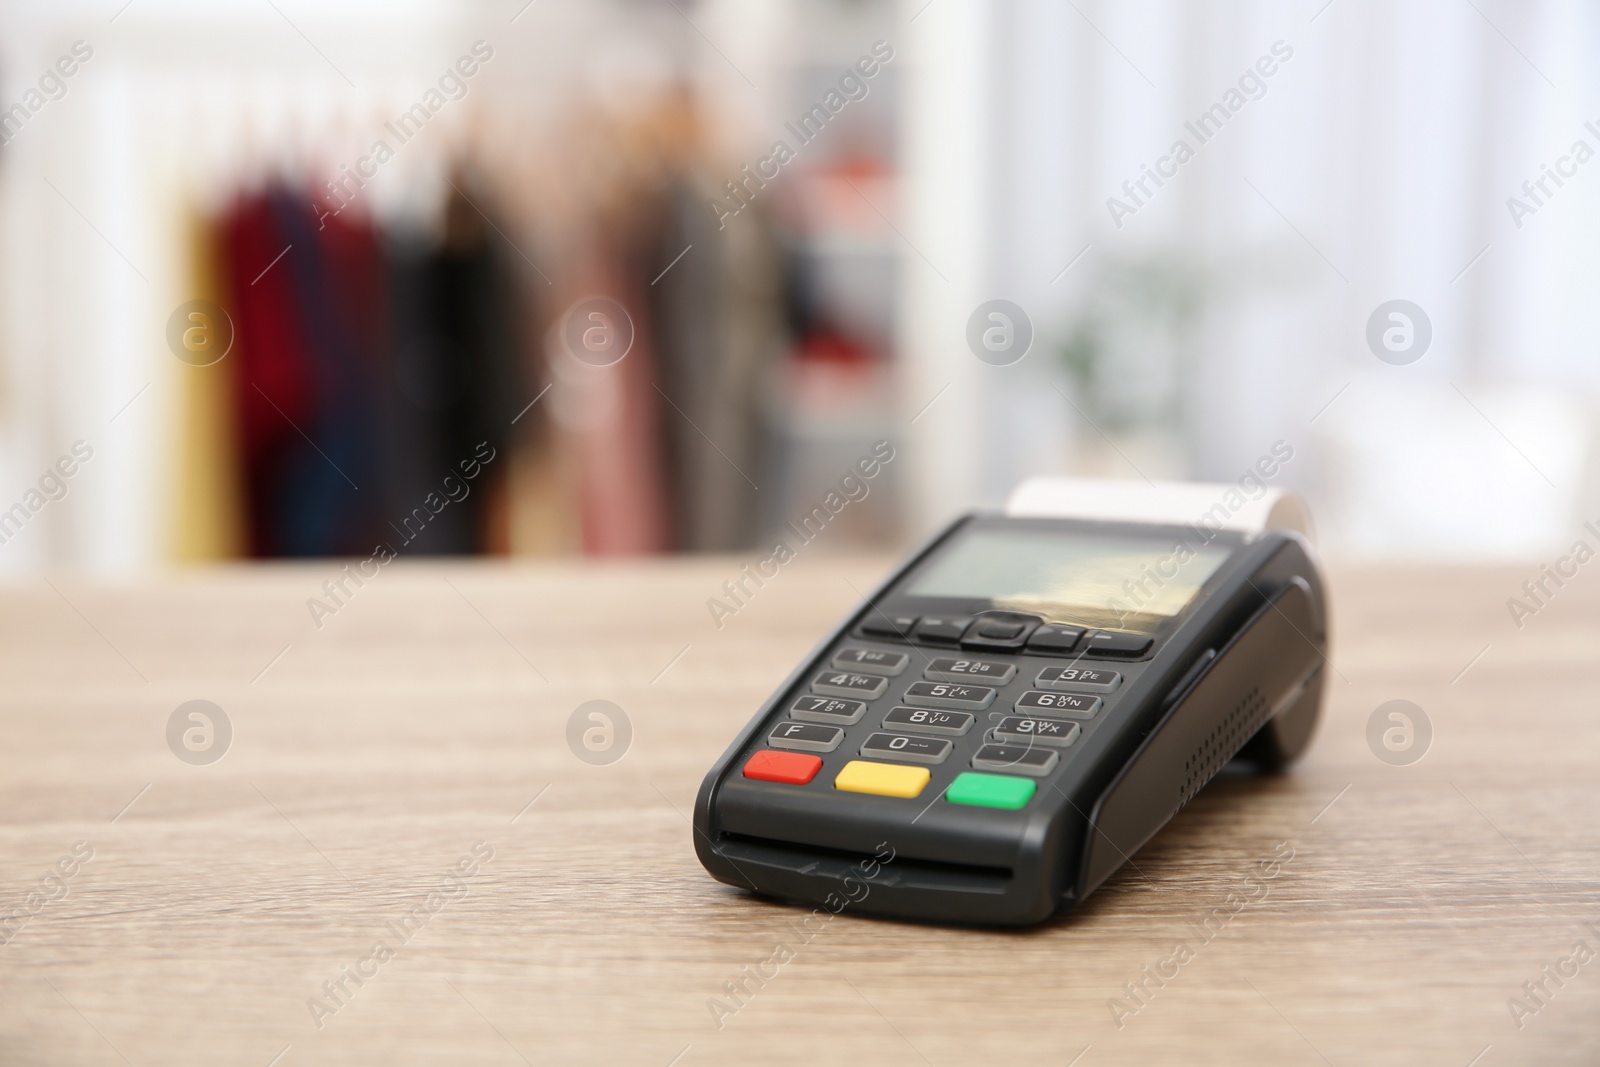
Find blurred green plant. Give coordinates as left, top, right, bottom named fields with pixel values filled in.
left=1056, top=251, right=1211, bottom=434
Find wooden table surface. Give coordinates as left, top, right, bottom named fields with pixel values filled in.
left=2, top=556, right=1597, bottom=1066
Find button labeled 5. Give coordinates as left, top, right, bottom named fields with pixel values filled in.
left=903, top=681, right=996, bottom=710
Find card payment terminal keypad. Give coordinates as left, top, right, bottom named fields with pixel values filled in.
left=740, top=610, right=1159, bottom=810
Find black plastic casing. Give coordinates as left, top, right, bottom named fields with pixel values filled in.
left=692, top=512, right=1328, bottom=926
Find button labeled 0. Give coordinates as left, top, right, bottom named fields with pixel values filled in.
left=859, top=732, right=953, bottom=765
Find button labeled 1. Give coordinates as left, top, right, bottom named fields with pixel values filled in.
left=832, top=647, right=910, bottom=676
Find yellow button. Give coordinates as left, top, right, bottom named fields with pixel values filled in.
left=833, top=760, right=931, bottom=799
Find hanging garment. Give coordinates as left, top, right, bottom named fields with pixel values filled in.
left=648, top=174, right=784, bottom=552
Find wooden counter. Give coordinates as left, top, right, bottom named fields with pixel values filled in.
left=1, top=558, right=1596, bottom=1065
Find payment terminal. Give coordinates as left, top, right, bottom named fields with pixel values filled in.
left=693, top=478, right=1327, bottom=925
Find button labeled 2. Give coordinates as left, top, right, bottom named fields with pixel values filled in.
left=924, top=657, right=1015, bottom=685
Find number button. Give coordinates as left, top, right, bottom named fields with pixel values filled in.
left=902, top=681, right=996, bottom=711
left=859, top=732, right=953, bottom=765
left=992, top=716, right=1080, bottom=747
left=789, top=696, right=867, bottom=725
left=1014, top=690, right=1102, bottom=719
left=924, top=657, right=1015, bottom=684
left=812, top=671, right=888, bottom=699
left=881, top=706, right=974, bottom=736
left=832, top=648, right=910, bottom=676
left=1035, top=665, right=1122, bottom=693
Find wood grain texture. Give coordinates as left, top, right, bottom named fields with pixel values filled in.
left=1, top=557, right=1597, bottom=1066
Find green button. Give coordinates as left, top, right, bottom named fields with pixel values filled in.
left=946, top=772, right=1036, bottom=810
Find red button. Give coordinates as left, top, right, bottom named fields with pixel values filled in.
left=743, top=750, right=823, bottom=785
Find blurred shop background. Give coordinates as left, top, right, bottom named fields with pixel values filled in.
left=0, top=0, right=1596, bottom=572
